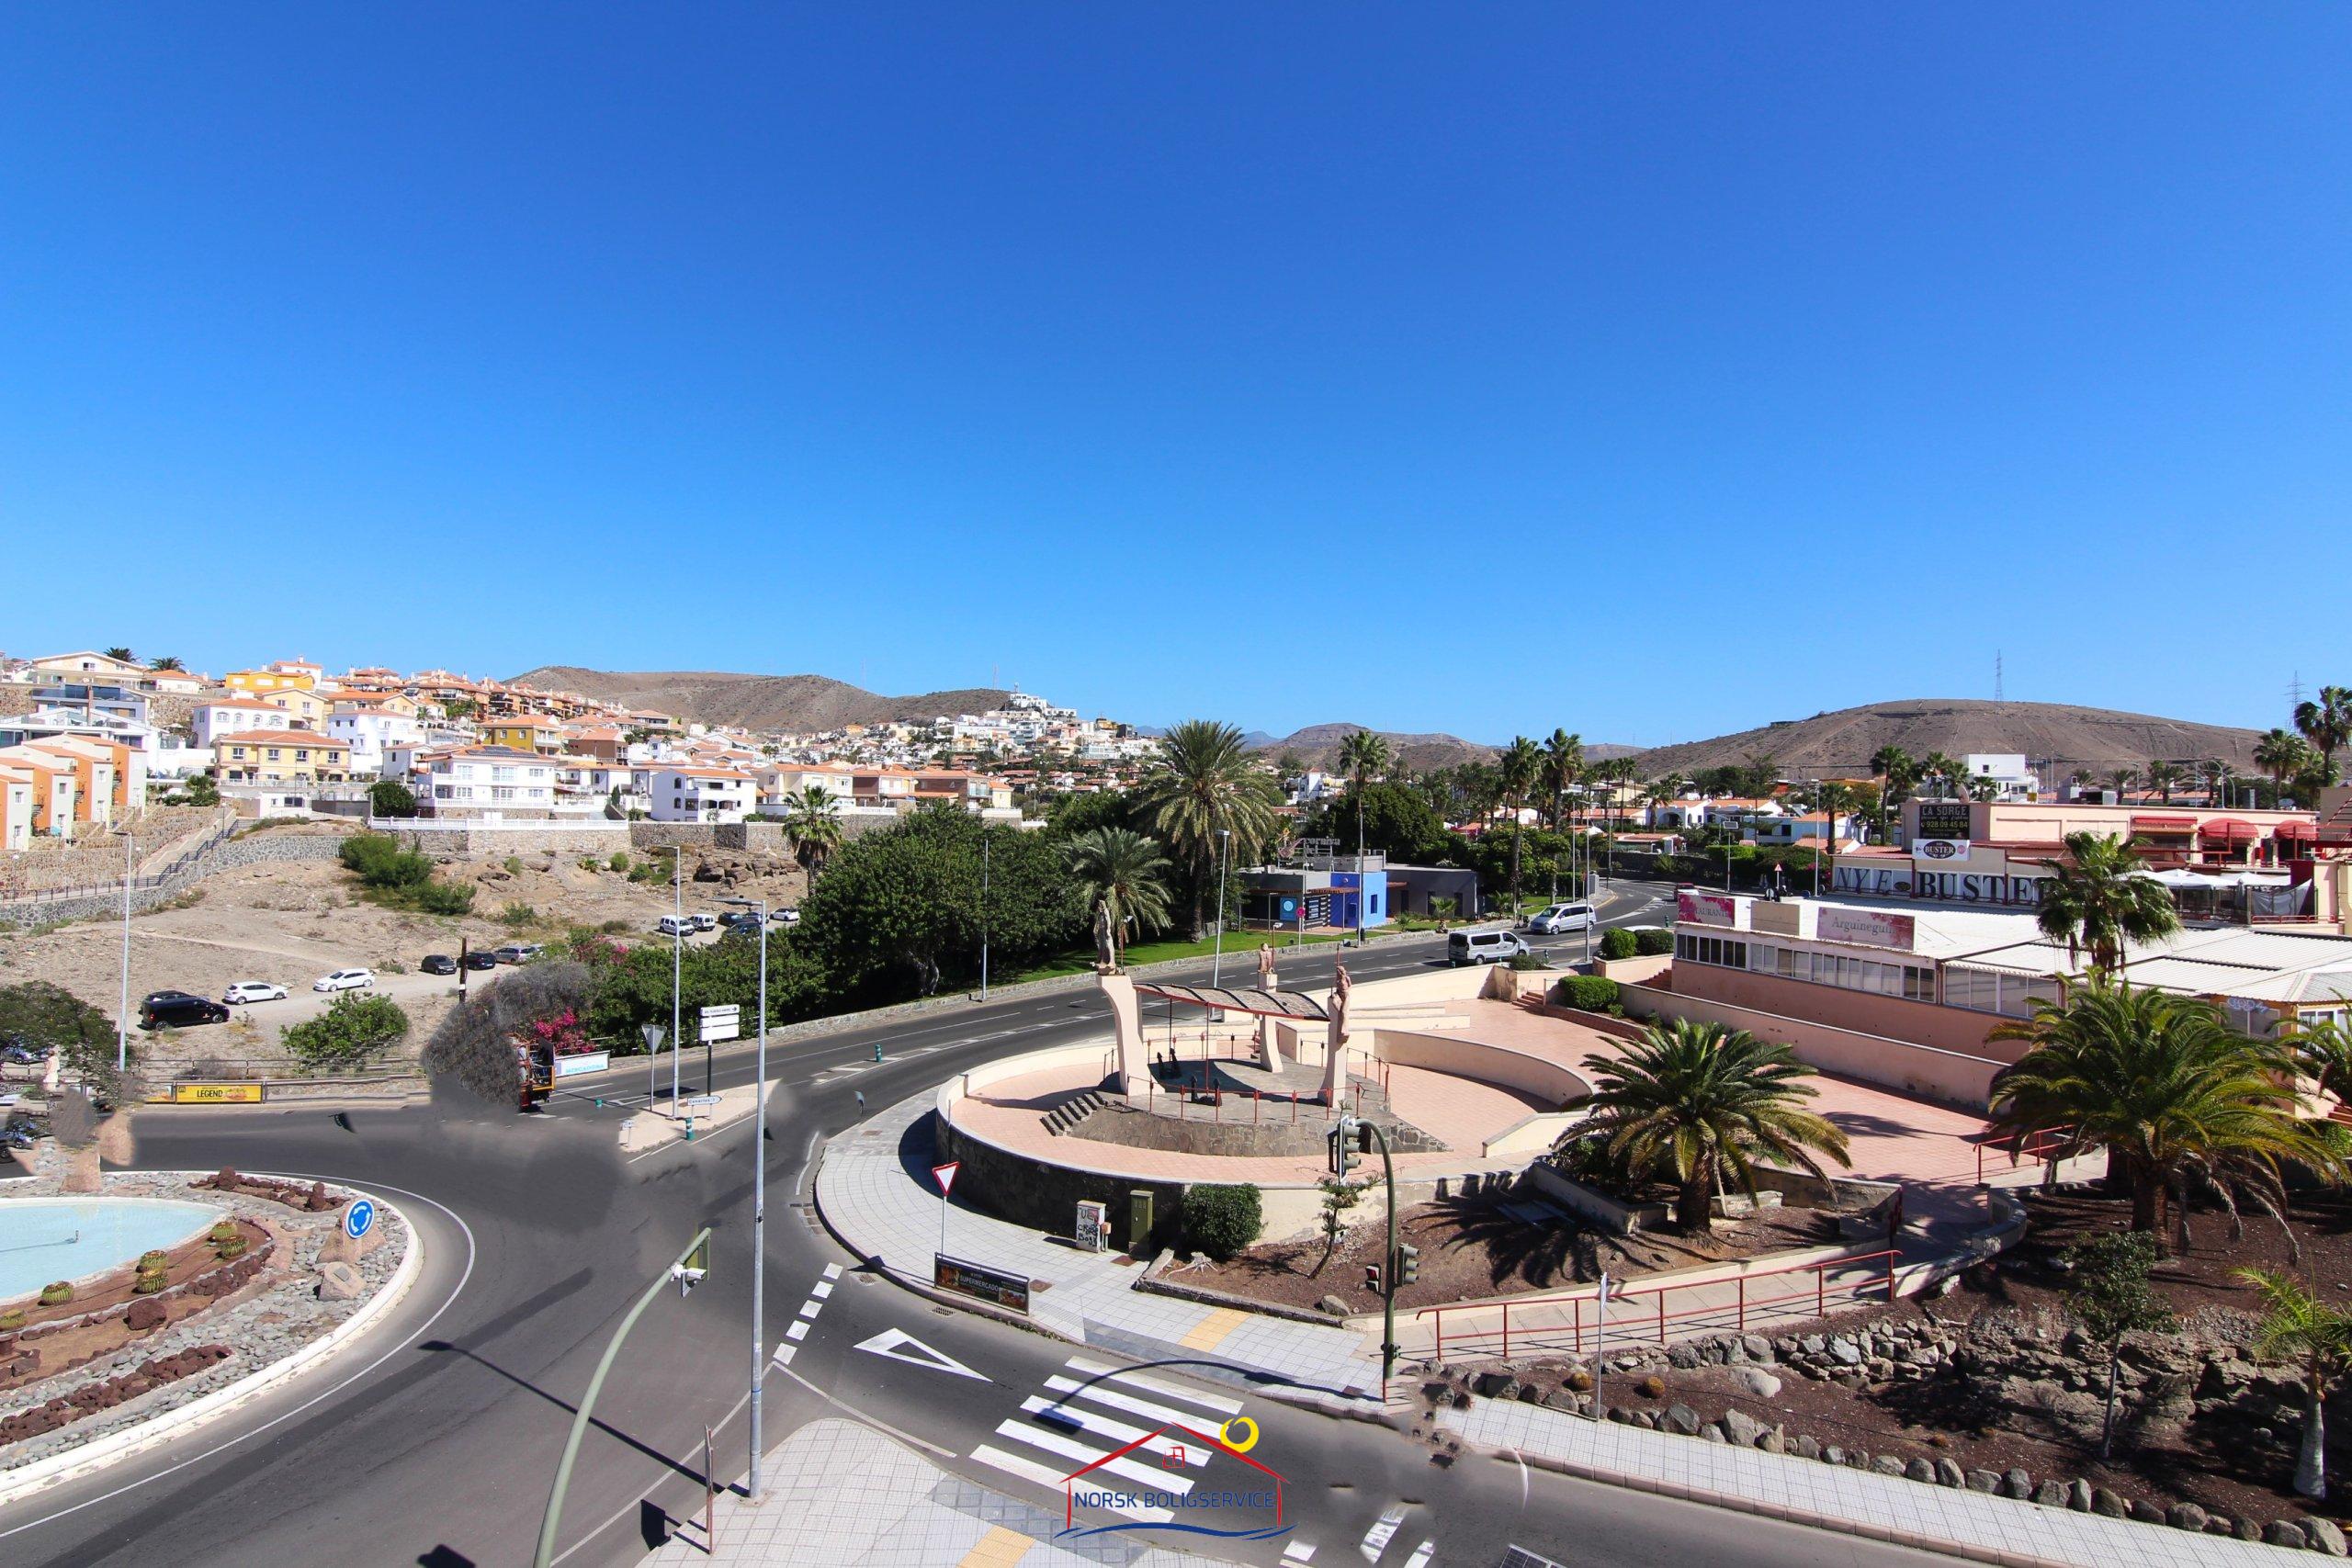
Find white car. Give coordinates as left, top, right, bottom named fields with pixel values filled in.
left=222, top=981, right=288, bottom=1004
left=312, top=968, right=377, bottom=993
left=771, top=907, right=801, bottom=926
left=1527, top=902, right=1597, bottom=935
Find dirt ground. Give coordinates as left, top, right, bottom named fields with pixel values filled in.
left=0, top=843, right=807, bottom=1072
left=0, top=1216, right=268, bottom=1392
left=1167, top=1192, right=1841, bottom=1317
left=1500, top=1185, right=2352, bottom=1531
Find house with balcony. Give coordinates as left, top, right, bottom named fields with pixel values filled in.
left=413, top=746, right=564, bottom=819
left=213, top=728, right=356, bottom=785
left=648, top=766, right=757, bottom=823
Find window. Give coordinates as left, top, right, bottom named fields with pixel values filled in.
left=295, top=750, right=310, bottom=761
left=266, top=749, right=281, bottom=761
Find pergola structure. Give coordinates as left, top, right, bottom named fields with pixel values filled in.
left=1133, top=983, right=1328, bottom=1021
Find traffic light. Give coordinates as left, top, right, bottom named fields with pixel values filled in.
left=1355, top=1122, right=1375, bottom=1155
left=1328, top=1126, right=1358, bottom=1176
left=1396, top=1244, right=1419, bottom=1286
left=1364, top=1263, right=1383, bottom=1293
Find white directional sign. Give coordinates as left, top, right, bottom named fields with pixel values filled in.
left=854, top=1326, right=989, bottom=1382
left=699, top=1004, right=741, bottom=1043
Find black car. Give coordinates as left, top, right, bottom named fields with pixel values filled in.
left=420, top=953, right=458, bottom=976
left=140, top=991, right=230, bottom=1029
left=462, top=950, right=499, bottom=972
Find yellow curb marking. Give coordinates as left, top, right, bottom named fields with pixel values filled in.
left=957, top=1524, right=1035, bottom=1568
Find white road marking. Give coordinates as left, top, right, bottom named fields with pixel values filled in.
left=988, top=1421, right=1193, bottom=1494
left=852, top=1325, right=989, bottom=1382
left=1044, top=1373, right=1241, bottom=1431
left=1360, top=1506, right=1406, bottom=1562
left=823, top=1263, right=842, bottom=1280
left=1400, top=1541, right=1433, bottom=1568
left=1282, top=1544, right=1317, bottom=1564
left=785, top=1321, right=809, bottom=1342
left=968, top=1445, right=1170, bottom=1522
left=797, top=1299, right=820, bottom=1318
left=811, top=1280, right=833, bottom=1299
left=1018, top=1396, right=1211, bottom=1464
left=771, top=1344, right=796, bottom=1367
left=1061, top=1355, right=1244, bottom=1413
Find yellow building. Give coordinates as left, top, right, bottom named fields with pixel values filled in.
left=482, top=713, right=566, bottom=753
left=213, top=728, right=356, bottom=784
left=224, top=658, right=326, bottom=696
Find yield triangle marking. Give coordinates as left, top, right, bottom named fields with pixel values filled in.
left=854, top=1326, right=989, bottom=1382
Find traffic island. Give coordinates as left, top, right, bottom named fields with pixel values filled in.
left=616, top=1082, right=766, bottom=1156
left=0, top=1165, right=417, bottom=1499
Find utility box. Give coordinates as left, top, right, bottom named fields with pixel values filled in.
left=1127, top=1190, right=1154, bottom=1255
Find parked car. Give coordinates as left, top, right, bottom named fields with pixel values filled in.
left=1447, top=929, right=1531, bottom=966
left=462, top=950, right=499, bottom=972
left=141, top=990, right=231, bottom=1028
left=420, top=953, right=458, bottom=976
left=222, top=981, right=289, bottom=1004
left=1, top=1042, right=53, bottom=1066
left=312, top=968, right=377, bottom=993
left=1526, top=902, right=1597, bottom=936
left=492, top=943, right=544, bottom=965
left=718, top=909, right=762, bottom=930
left=657, top=915, right=694, bottom=937
left=689, top=912, right=718, bottom=932
left=771, top=908, right=801, bottom=926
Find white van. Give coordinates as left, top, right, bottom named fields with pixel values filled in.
left=1528, top=902, right=1596, bottom=935
left=1448, top=929, right=1531, bottom=966
left=658, top=915, right=694, bottom=937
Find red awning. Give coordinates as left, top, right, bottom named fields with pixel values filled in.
left=2276, top=820, right=2318, bottom=840
left=2131, top=815, right=2197, bottom=832
left=2199, top=818, right=2259, bottom=840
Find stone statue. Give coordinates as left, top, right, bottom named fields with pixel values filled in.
left=1256, top=942, right=1276, bottom=990
left=1094, top=901, right=1119, bottom=972
left=1322, top=961, right=1353, bottom=1105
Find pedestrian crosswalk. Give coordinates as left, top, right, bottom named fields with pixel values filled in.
left=967, top=1353, right=1246, bottom=1525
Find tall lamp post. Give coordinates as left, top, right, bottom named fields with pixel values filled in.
left=1211, top=828, right=1232, bottom=988
left=116, top=835, right=133, bottom=1073
left=718, top=895, right=771, bottom=1500
left=672, top=846, right=684, bottom=1105
left=978, top=823, right=990, bottom=1002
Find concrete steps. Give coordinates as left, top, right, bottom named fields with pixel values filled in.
left=1042, top=1090, right=1108, bottom=1137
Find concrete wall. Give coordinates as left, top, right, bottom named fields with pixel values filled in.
left=1482, top=1111, right=1582, bottom=1158
left=1526, top=1162, right=1666, bottom=1234
left=1369, top=1028, right=1591, bottom=1108
left=375, top=822, right=626, bottom=856
left=1595, top=952, right=1673, bottom=987
left=1621, top=982, right=2005, bottom=1111
left=0, top=829, right=345, bottom=926
left=1671, top=963, right=2021, bottom=1062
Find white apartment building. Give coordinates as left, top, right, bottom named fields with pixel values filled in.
left=649, top=766, right=757, bottom=823
left=417, top=747, right=560, bottom=819
left=328, top=705, right=424, bottom=776
left=194, top=699, right=304, bottom=748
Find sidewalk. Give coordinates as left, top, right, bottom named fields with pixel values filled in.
left=815, top=1089, right=1385, bottom=1406
left=1439, top=1393, right=2278, bottom=1568
left=649, top=1418, right=1241, bottom=1566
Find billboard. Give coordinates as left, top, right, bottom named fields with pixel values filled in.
left=1816, top=907, right=1918, bottom=951
left=1914, top=801, right=1973, bottom=860
left=1677, top=890, right=1739, bottom=928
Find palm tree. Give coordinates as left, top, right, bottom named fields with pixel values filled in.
left=1566, top=1019, right=1852, bottom=1235
left=147, top=654, right=184, bottom=671
left=1540, top=728, right=1583, bottom=830
left=1336, top=728, right=1393, bottom=803
left=780, top=785, right=844, bottom=877
left=2146, top=760, right=2181, bottom=804
left=1987, top=982, right=2342, bottom=1251
left=2256, top=728, right=2317, bottom=794
left=2109, top=764, right=2140, bottom=799
left=1498, top=736, right=1543, bottom=912
left=101, top=646, right=134, bottom=664
left=2202, top=758, right=2236, bottom=808
left=2295, top=686, right=2352, bottom=779
left=2235, top=1267, right=2352, bottom=1500
left=2034, top=831, right=2178, bottom=975
left=1066, top=827, right=1172, bottom=959
left=1869, top=745, right=1912, bottom=824
left=1919, top=752, right=1966, bottom=801
left=1138, top=720, right=1281, bottom=939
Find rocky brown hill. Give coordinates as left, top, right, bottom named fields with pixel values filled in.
left=1628, top=698, right=2265, bottom=780
left=511, top=667, right=1010, bottom=733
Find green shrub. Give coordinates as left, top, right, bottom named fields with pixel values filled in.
left=499, top=902, right=539, bottom=928
left=1598, top=927, right=1637, bottom=961
left=0, top=1308, right=23, bottom=1330
left=1182, top=1184, right=1262, bottom=1261
left=282, top=991, right=412, bottom=1067
left=1554, top=975, right=1621, bottom=1012
left=209, top=1220, right=241, bottom=1245
left=39, top=1281, right=72, bottom=1307
left=138, top=1249, right=169, bottom=1271
left=379, top=958, right=408, bottom=975
left=598, top=919, right=632, bottom=934
left=413, top=881, right=475, bottom=916
left=503, top=855, right=524, bottom=874
left=132, top=1272, right=169, bottom=1295
left=608, top=852, right=630, bottom=874
left=1634, top=928, right=1674, bottom=957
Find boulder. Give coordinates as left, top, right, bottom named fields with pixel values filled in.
left=1905, top=1459, right=1936, bottom=1484
left=1933, top=1458, right=1964, bottom=1488
left=1870, top=1455, right=1905, bottom=1476
left=2128, top=1502, right=2164, bottom=1525
left=1820, top=1446, right=1845, bottom=1466
left=1318, top=1296, right=1351, bottom=1317
left=1829, top=1337, right=1863, bottom=1366
left=315, top=1260, right=365, bottom=1302
left=1740, top=1335, right=1773, bottom=1362
left=1794, top=1435, right=1821, bottom=1461
left=2032, top=1480, right=2067, bottom=1508
left=1631, top=1410, right=1656, bottom=1430
left=2091, top=1487, right=2127, bottom=1518
left=1845, top=1450, right=1870, bottom=1469
left=2003, top=1469, right=2033, bottom=1500
left=2066, top=1479, right=2094, bottom=1513
left=2235, top=1519, right=2264, bottom=1542
left=2205, top=1517, right=2234, bottom=1537
left=2164, top=1504, right=2207, bottom=1533
left=1965, top=1470, right=2001, bottom=1494
left=2266, top=1521, right=2309, bottom=1551
left=1699, top=1424, right=1727, bottom=1444
left=1473, top=1371, right=1517, bottom=1398
left=1738, top=1369, right=1782, bottom=1400
left=1722, top=1408, right=1768, bottom=1449
left=1660, top=1404, right=1702, bottom=1437
left=2311, top=1518, right=2349, bottom=1557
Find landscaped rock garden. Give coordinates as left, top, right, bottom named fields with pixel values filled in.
left=0, top=1167, right=408, bottom=1473
left=1402, top=1184, right=2352, bottom=1550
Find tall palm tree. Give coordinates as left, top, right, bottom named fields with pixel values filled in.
left=147, top=654, right=184, bottom=671
left=101, top=646, right=134, bottom=664
left=2295, top=686, right=2352, bottom=779
left=1919, top=752, right=1966, bottom=801
left=1336, top=729, right=1393, bottom=804
left=781, top=785, right=844, bottom=878
left=1138, top=719, right=1281, bottom=939
left=2034, top=831, right=2178, bottom=974
left=2146, top=760, right=2181, bottom=804
left=1988, top=982, right=2342, bottom=1251
left=1540, top=729, right=1583, bottom=830
left=1498, top=735, right=1543, bottom=911
left=1869, top=745, right=1912, bottom=825
left=2256, top=728, right=2316, bottom=794
left=2235, top=1267, right=2352, bottom=1501
left=1066, top=827, right=1172, bottom=959
left=1565, top=1020, right=1852, bottom=1235
left=2109, top=764, right=2140, bottom=798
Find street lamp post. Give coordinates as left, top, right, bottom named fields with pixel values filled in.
left=116, top=835, right=133, bottom=1073
left=719, top=895, right=771, bottom=1501
left=979, top=824, right=989, bottom=1002
left=1211, top=828, right=1231, bottom=988
left=1336, top=1113, right=1400, bottom=1398
left=672, top=847, right=684, bottom=1107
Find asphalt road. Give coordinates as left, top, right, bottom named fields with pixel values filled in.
left=0, top=883, right=1962, bottom=1567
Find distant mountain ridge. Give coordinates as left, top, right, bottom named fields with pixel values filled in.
left=1627, top=698, right=2267, bottom=779
left=510, top=666, right=1011, bottom=733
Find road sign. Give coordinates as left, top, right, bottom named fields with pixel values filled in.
left=640, top=1024, right=666, bottom=1052
left=699, top=1004, right=741, bottom=1043
left=344, top=1198, right=376, bottom=1240
left=932, top=1161, right=960, bottom=1198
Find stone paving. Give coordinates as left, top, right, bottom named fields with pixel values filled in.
left=1441, top=1393, right=2294, bottom=1568
left=649, top=1418, right=1242, bottom=1566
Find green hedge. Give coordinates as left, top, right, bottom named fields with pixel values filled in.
left=1182, top=1184, right=1263, bottom=1261
left=1554, top=975, right=1621, bottom=1012
left=1634, top=928, right=1674, bottom=956
left=1598, top=927, right=1637, bottom=961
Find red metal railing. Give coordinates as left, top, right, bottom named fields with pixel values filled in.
left=1973, top=1125, right=2074, bottom=1185
left=1415, top=1247, right=1899, bottom=1361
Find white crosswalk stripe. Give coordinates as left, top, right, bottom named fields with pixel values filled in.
left=1018, top=1396, right=1210, bottom=1465
left=1360, top=1506, right=1406, bottom=1562
left=989, top=1421, right=1193, bottom=1493
left=1399, top=1541, right=1433, bottom=1568
left=1062, top=1355, right=1245, bottom=1413
left=968, top=1445, right=1170, bottom=1522
left=1041, top=1374, right=1234, bottom=1434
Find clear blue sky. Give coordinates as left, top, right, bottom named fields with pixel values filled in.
left=5, top=7, right=2346, bottom=745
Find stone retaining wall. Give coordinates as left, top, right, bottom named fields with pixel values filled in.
left=0, top=830, right=345, bottom=927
